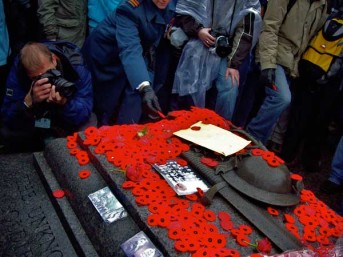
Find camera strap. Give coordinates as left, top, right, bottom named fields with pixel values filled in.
left=211, top=0, right=238, bottom=37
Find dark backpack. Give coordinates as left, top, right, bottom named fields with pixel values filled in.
left=300, top=11, right=343, bottom=79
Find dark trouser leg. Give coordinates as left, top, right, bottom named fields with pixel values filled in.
left=116, top=86, right=142, bottom=124
left=301, top=81, right=341, bottom=168
left=0, top=126, right=44, bottom=153
left=232, top=55, right=258, bottom=127
left=281, top=78, right=316, bottom=163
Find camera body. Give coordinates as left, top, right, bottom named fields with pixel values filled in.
left=39, top=69, right=76, bottom=98
left=209, top=30, right=232, bottom=58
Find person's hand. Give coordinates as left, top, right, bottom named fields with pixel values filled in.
left=31, top=77, right=52, bottom=103
left=47, top=85, right=67, bottom=105
left=140, top=85, right=161, bottom=115
left=260, top=68, right=277, bottom=90
left=198, top=28, right=216, bottom=48
left=225, top=68, right=240, bottom=86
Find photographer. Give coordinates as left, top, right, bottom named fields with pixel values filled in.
left=1, top=41, right=94, bottom=152
left=170, top=0, right=262, bottom=120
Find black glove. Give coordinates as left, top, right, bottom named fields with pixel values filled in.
left=260, top=68, right=277, bottom=90
left=140, top=85, right=162, bottom=115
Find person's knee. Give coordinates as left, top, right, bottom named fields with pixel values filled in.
left=280, top=92, right=291, bottom=107
left=271, top=91, right=291, bottom=110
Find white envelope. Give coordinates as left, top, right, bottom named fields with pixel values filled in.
left=173, top=121, right=251, bottom=156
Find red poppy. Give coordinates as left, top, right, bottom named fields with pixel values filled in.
left=78, top=169, right=91, bottom=179
left=69, top=148, right=80, bottom=155
left=190, top=126, right=201, bottom=131
left=303, top=232, right=317, bottom=242
left=317, top=235, right=331, bottom=246
left=256, top=238, right=272, bottom=254
left=238, top=224, right=253, bottom=235
left=215, top=248, right=240, bottom=257
left=192, top=248, right=214, bottom=257
left=53, top=189, right=65, bottom=198
left=290, top=174, right=303, bottom=181
left=230, top=229, right=241, bottom=238
left=203, top=209, right=216, bottom=222
left=66, top=141, right=77, bottom=149
left=186, top=194, right=198, bottom=201
left=283, top=214, right=295, bottom=224
left=126, top=165, right=143, bottom=182
left=267, top=158, right=281, bottom=167
left=285, top=223, right=298, bottom=233
left=176, top=158, right=188, bottom=166
left=218, top=211, right=231, bottom=221
left=196, top=187, right=205, bottom=197
left=267, top=207, right=279, bottom=216
left=251, top=149, right=264, bottom=156
left=236, top=234, right=250, bottom=247
left=220, top=220, right=234, bottom=231
left=319, top=227, right=332, bottom=237
left=174, top=240, right=188, bottom=252
left=250, top=254, right=264, bottom=257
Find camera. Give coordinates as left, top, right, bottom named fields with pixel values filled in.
left=39, top=69, right=76, bottom=98
left=209, top=30, right=232, bottom=58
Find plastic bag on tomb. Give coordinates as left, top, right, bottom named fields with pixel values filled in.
left=246, top=242, right=343, bottom=257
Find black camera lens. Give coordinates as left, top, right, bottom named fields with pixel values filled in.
left=39, top=69, right=76, bottom=98
left=215, top=36, right=232, bottom=58
left=53, top=78, right=76, bottom=98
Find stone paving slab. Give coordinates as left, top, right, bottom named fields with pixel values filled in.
left=0, top=153, right=79, bottom=257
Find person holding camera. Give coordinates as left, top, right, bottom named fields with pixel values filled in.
left=0, top=41, right=94, bottom=152
left=82, top=0, right=176, bottom=126
left=170, top=0, right=262, bottom=120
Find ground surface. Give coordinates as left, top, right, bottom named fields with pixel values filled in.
left=286, top=135, right=343, bottom=214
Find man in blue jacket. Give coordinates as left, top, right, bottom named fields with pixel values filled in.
left=1, top=41, right=94, bottom=152
left=83, top=0, right=175, bottom=125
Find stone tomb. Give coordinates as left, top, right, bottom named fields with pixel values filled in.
left=33, top=137, right=278, bottom=257
left=2, top=135, right=339, bottom=256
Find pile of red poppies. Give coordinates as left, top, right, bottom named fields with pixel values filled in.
left=65, top=107, right=342, bottom=256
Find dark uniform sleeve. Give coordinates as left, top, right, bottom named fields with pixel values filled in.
left=227, top=12, right=255, bottom=70
left=115, top=4, right=152, bottom=89
left=174, top=14, right=204, bottom=38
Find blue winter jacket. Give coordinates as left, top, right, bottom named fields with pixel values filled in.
left=0, top=0, right=10, bottom=66
left=1, top=41, right=93, bottom=131
left=88, top=0, right=122, bottom=31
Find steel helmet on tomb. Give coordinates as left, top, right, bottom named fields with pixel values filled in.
left=221, top=154, right=302, bottom=206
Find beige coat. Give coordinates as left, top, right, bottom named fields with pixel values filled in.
left=257, top=0, right=328, bottom=77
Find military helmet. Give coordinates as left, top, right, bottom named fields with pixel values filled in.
left=222, top=155, right=301, bottom=206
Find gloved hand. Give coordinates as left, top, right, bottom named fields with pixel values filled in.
left=260, top=68, right=277, bottom=90
left=140, top=85, right=162, bottom=116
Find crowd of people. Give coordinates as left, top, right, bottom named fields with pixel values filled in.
left=0, top=0, right=343, bottom=197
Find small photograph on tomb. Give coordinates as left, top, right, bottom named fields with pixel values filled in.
left=88, top=186, right=128, bottom=224
left=121, top=231, right=163, bottom=257
left=153, top=160, right=209, bottom=196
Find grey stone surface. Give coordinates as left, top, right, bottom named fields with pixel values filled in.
left=42, top=139, right=141, bottom=257
left=34, top=152, right=99, bottom=257
left=0, top=153, right=79, bottom=257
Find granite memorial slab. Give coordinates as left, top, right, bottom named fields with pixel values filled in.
left=0, top=153, right=81, bottom=257
left=34, top=139, right=142, bottom=257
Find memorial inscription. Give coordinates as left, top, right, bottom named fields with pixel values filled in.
left=0, top=153, right=79, bottom=257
